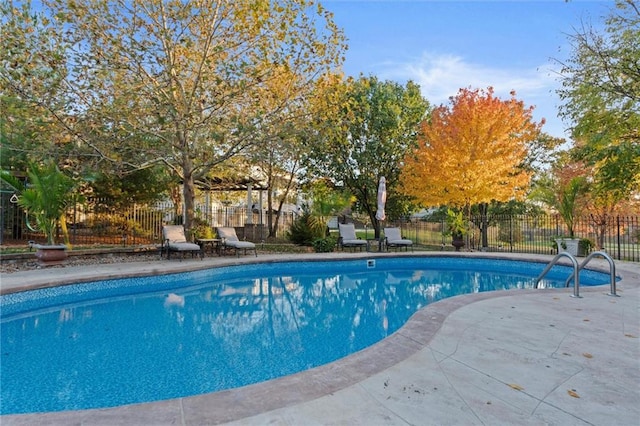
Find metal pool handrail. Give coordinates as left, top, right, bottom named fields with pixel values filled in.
left=534, top=252, right=581, bottom=298
left=564, top=251, right=618, bottom=297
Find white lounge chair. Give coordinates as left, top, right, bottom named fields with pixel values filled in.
left=161, top=225, right=203, bottom=260
left=384, top=227, right=413, bottom=251
left=338, top=223, right=367, bottom=251
left=216, top=227, right=257, bottom=257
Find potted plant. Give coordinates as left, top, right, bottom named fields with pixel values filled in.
left=446, top=208, right=468, bottom=251
left=190, top=216, right=214, bottom=241
left=532, top=169, right=588, bottom=257
left=1, top=162, right=79, bottom=265
left=578, top=238, right=594, bottom=257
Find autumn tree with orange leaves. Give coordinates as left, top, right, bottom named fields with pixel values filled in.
left=400, top=87, right=544, bottom=248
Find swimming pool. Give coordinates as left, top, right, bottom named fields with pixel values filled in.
left=0, top=257, right=611, bottom=415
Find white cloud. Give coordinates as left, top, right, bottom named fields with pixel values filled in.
left=378, top=52, right=570, bottom=138
left=384, top=52, right=552, bottom=104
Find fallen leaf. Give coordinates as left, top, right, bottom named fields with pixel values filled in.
left=583, top=319, right=590, bottom=322
left=553, top=297, right=560, bottom=300
left=582, top=353, right=593, bottom=358
left=624, top=334, right=638, bottom=338
left=568, top=389, right=580, bottom=398
left=508, top=383, right=524, bottom=391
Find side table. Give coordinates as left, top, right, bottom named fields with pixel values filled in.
left=366, top=238, right=385, bottom=252
left=196, top=238, right=222, bottom=257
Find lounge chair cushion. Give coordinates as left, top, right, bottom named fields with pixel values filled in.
left=162, top=225, right=202, bottom=257
left=339, top=223, right=366, bottom=247
left=216, top=227, right=257, bottom=255
left=167, top=241, right=202, bottom=251
left=384, top=227, right=413, bottom=246
left=225, top=240, right=256, bottom=249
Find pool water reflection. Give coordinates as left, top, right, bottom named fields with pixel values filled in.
left=0, top=257, right=610, bottom=414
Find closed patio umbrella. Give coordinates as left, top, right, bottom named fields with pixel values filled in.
left=375, top=176, right=386, bottom=221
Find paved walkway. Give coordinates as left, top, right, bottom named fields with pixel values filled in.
left=1, top=252, right=639, bottom=425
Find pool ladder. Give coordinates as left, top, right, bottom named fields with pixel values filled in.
left=534, top=251, right=618, bottom=298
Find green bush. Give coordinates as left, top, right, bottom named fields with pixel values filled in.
left=579, top=238, right=594, bottom=255
left=190, top=217, right=214, bottom=240
left=312, top=235, right=337, bottom=253
left=287, top=212, right=324, bottom=245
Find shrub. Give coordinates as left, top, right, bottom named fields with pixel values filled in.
left=287, top=211, right=324, bottom=245
left=579, top=238, right=594, bottom=255
left=190, top=217, right=213, bottom=240
left=312, top=235, right=337, bottom=253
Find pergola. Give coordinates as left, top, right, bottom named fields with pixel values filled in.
left=195, top=176, right=268, bottom=192
left=194, top=176, right=269, bottom=225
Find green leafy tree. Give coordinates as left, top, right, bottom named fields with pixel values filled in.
left=305, top=76, right=429, bottom=237
left=0, top=1, right=75, bottom=170
left=246, top=66, right=319, bottom=238
left=1, top=0, right=346, bottom=234
left=530, top=153, right=590, bottom=238
left=557, top=0, right=640, bottom=200
left=90, top=167, right=173, bottom=210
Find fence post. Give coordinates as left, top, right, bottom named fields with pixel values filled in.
left=509, top=215, right=513, bottom=253
left=132, top=203, right=137, bottom=246
left=617, top=216, right=621, bottom=260
left=72, top=202, right=77, bottom=245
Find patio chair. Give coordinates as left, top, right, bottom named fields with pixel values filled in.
left=216, top=227, right=257, bottom=257
left=161, top=225, right=203, bottom=260
left=338, top=223, right=367, bottom=251
left=384, top=227, right=413, bottom=251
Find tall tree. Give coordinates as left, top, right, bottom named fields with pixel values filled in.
left=400, top=87, right=543, bottom=247
left=557, top=0, right=640, bottom=200
left=0, top=1, right=74, bottom=169
left=1, top=0, right=346, bottom=231
left=246, top=65, right=316, bottom=238
left=305, top=75, right=429, bottom=237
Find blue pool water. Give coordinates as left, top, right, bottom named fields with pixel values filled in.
left=0, top=257, right=611, bottom=415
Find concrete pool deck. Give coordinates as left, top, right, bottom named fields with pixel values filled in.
left=1, top=252, right=638, bottom=425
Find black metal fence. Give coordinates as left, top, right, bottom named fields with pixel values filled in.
left=385, top=214, right=639, bottom=262
left=1, top=193, right=638, bottom=262
left=0, top=197, right=297, bottom=247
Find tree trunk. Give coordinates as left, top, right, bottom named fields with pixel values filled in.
left=267, top=187, right=274, bottom=237
left=480, top=203, right=489, bottom=249
left=370, top=212, right=381, bottom=239
left=182, top=149, right=196, bottom=234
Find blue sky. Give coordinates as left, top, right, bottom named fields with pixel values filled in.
left=324, top=0, right=611, bottom=139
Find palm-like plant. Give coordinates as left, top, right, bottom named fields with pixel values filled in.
left=2, top=162, right=78, bottom=245
left=287, top=182, right=354, bottom=248
left=307, top=181, right=354, bottom=236
left=445, top=208, right=468, bottom=238
left=531, top=174, right=588, bottom=238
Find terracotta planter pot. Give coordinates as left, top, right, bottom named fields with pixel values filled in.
left=34, top=244, right=68, bottom=266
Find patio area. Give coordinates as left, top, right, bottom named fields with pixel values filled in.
left=1, top=252, right=639, bottom=425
